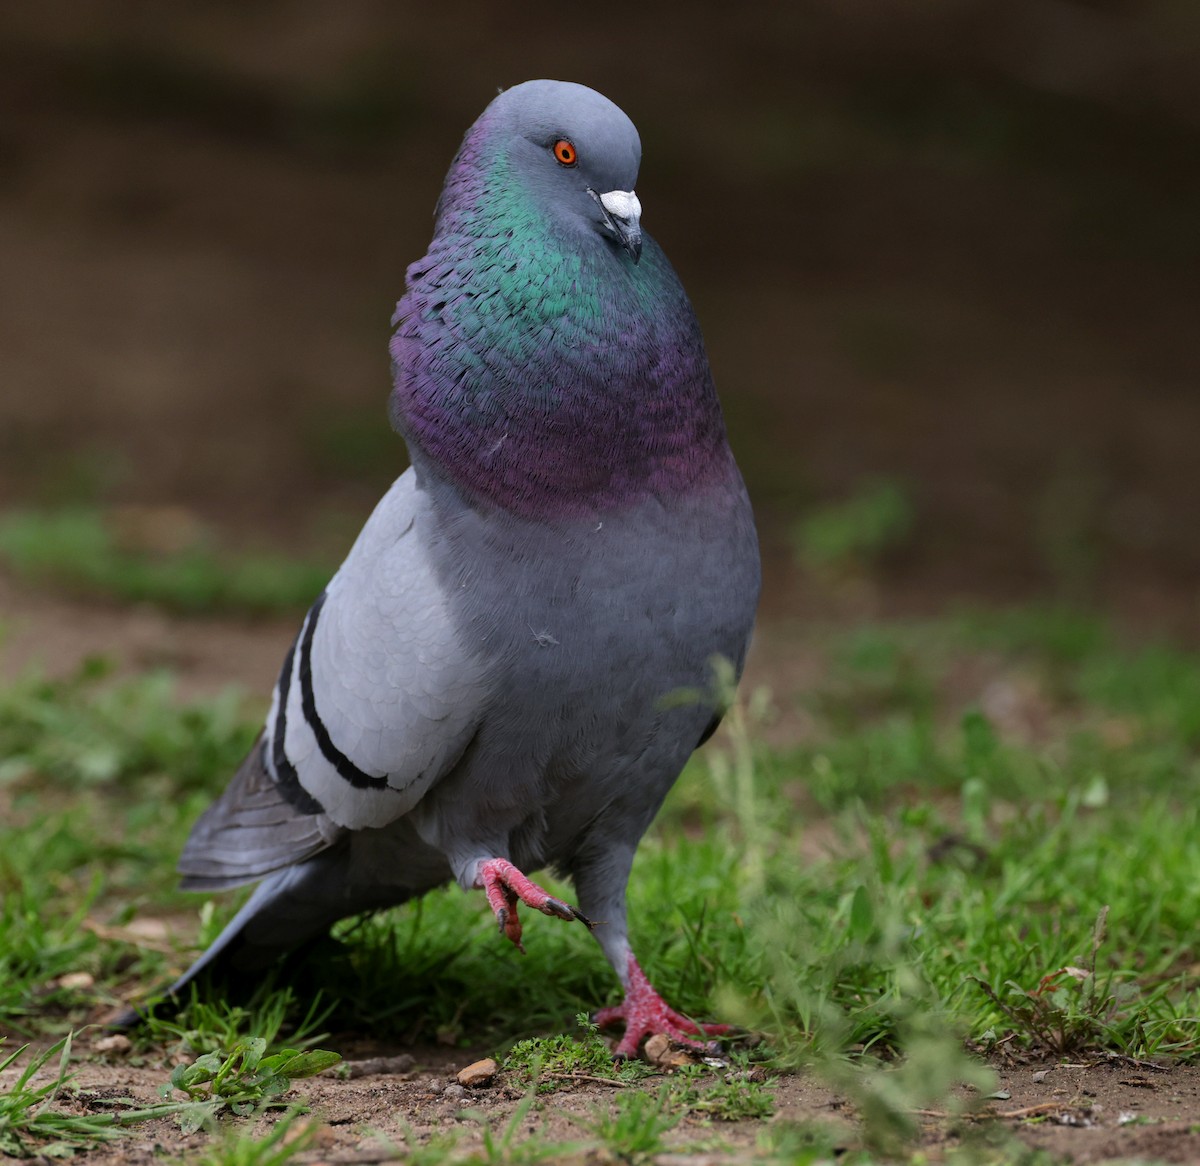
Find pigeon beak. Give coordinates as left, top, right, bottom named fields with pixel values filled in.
left=593, top=188, right=643, bottom=264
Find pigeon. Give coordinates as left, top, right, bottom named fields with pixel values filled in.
left=151, top=79, right=760, bottom=1059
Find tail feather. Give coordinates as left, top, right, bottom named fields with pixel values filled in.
left=115, top=844, right=430, bottom=1025
left=178, top=734, right=343, bottom=891
left=107, top=866, right=321, bottom=1028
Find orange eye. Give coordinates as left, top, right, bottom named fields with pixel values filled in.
left=552, top=139, right=578, bottom=166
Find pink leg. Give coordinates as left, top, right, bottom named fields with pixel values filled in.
left=475, top=858, right=592, bottom=954
left=594, top=952, right=732, bottom=1059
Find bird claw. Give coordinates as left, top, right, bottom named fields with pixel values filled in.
left=541, top=894, right=579, bottom=922
left=494, top=905, right=526, bottom=953
left=594, top=953, right=731, bottom=1060
left=476, top=858, right=589, bottom=952
left=570, top=905, right=599, bottom=930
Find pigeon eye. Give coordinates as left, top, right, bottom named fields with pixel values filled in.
left=552, top=139, right=578, bottom=167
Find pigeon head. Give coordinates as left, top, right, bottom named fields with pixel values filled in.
left=437, top=79, right=644, bottom=264
left=391, top=80, right=733, bottom=519
left=478, top=80, right=644, bottom=262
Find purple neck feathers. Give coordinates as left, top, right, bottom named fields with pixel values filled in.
left=388, top=119, right=731, bottom=521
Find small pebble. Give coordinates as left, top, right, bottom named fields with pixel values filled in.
left=57, top=972, right=95, bottom=991
left=456, top=1057, right=498, bottom=1087
left=443, top=1083, right=468, bottom=1101
left=93, top=1034, right=132, bottom=1056
left=643, top=1033, right=696, bottom=1070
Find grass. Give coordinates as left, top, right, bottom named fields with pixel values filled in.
left=170, top=1114, right=325, bottom=1166
left=0, top=507, right=332, bottom=614
left=0, top=1035, right=238, bottom=1156
left=502, top=1016, right=656, bottom=1091
left=572, top=1085, right=680, bottom=1161
left=0, top=1036, right=125, bottom=1156
left=2, top=601, right=1199, bottom=1160
left=142, top=987, right=337, bottom=1061
left=792, top=477, right=914, bottom=578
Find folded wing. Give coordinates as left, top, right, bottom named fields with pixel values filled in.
left=178, top=469, right=489, bottom=888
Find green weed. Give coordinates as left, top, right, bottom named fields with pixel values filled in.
left=158, top=1038, right=340, bottom=1133
left=0, top=1034, right=200, bottom=1156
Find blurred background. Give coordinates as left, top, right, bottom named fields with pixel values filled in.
left=2, top=0, right=1199, bottom=675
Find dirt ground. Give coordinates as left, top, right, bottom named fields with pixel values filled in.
left=2, top=1029, right=1199, bottom=1165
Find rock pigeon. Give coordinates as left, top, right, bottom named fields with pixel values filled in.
left=154, top=79, right=760, bottom=1059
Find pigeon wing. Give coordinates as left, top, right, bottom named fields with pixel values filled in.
left=177, top=734, right=343, bottom=891
left=178, top=469, right=489, bottom=887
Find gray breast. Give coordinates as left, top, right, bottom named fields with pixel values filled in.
left=405, top=472, right=761, bottom=882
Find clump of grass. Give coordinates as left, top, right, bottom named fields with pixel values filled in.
left=0, top=507, right=331, bottom=615
left=973, top=907, right=1120, bottom=1057
left=503, top=1015, right=653, bottom=1092
left=309, top=888, right=614, bottom=1046
left=172, top=1112, right=323, bottom=1166
left=0, top=1036, right=123, bottom=1156
left=141, top=986, right=336, bottom=1061
left=0, top=1034, right=200, bottom=1156
left=667, top=1064, right=776, bottom=1121
left=756, top=1119, right=846, bottom=1162
left=572, top=1085, right=680, bottom=1163
left=461, top=1090, right=586, bottom=1165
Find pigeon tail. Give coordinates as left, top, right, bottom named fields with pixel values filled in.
left=117, top=845, right=389, bottom=1026
left=107, top=875, right=289, bottom=1028
left=593, top=951, right=731, bottom=1059
left=475, top=857, right=593, bottom=954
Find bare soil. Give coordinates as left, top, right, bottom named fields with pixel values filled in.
left=4, top=1030, right=1200, bottom=1165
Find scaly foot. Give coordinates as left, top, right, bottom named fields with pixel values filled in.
left=475, top=857, right=593, bottom=953
left=594, top=953, right=731, bottom=1059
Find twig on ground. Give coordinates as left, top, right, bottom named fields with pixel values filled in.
left=546, top=1072, right=630, bottom=1088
